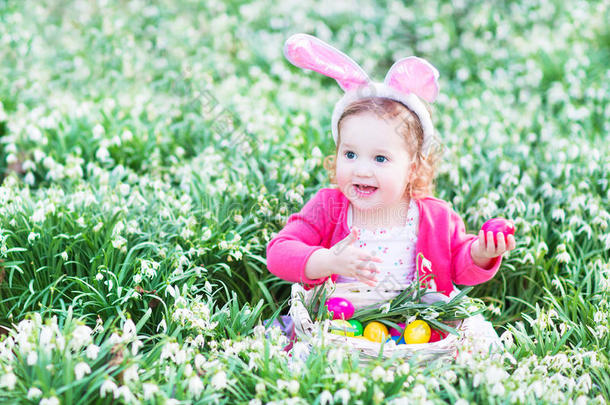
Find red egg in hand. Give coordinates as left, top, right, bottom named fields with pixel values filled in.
left=325, top=297, right=355, bottom=320
left=481, top=218, right=515, bottom=245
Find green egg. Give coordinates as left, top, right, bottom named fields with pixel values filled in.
left=348, top=319, right=363, bottom=336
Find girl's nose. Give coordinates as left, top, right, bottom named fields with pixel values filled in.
left=354, top=161, right=373, bottom=177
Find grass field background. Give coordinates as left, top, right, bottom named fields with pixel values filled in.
left=0, top=0, right=609, bottom=403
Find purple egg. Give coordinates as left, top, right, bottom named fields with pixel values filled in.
left=325, top=297, right=355, bottom=320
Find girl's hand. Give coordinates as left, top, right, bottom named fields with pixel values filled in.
left=471, top=231, right=517, bottom=262
left=330, top=228, right=383, bottom=286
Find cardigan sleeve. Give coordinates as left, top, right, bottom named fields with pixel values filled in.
left=449, top=208, right=502, bottom=285
left=266, top=189, right=330, bottom=285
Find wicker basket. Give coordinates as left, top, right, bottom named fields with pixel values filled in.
left=289, top=281, right=465, bottom=364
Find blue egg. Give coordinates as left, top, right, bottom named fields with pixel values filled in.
left=386, top=336, right=406, bottom=345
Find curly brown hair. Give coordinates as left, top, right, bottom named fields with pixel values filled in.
left=323, top=97, right=443, bottom=200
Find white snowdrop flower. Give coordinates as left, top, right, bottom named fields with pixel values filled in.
left=334, top=388, right=350, bottom=405
left=123, top=364, right=139, bottom=384
left=204, top=281, right=213, bottom=294
left=74, top=362, right=91, bottom=380
left=93, top=124, right=105, bottom=139
left=157, top=319, right=167, bottom=333
left=211, top=370, right=227, bottom=390
left=188, top=376, right=204, bottom=398
left=577, top=373, right=592, bottom=393
left=5, top=154, right=17, bottom=164
left=60, top=251, right=68, bottom=261
left=93, top=222, right=103, bottom=232
left=122, top=130, right=133, bottom=142
left=319, top=390, right=333, bottom=405
left=26, top=387, right=42, bottom=400
left=133, top=273, right=142, bottom=283
left=27, top=350, right=38, bottom=365
left=598, top=233, right=610, bottom=250
left=249, top=400, right=262, bottom=405
left=117, top=385, right=136, bottom=403
left=142, top=383, right=159, bottom=400
left=397, top=362, right=410, bottom=376
left=522, top=252, right=535, bottom=264
left=255, top=381, right=266, bottom=395
left=108, top=333, right=121, bottom=345
left=39, top=326, right=53, bottom=349
left=175, top=349, right=187, bottom=364
left=86, top=344, right=100, bottom=360
left=123, top=319, right=137, bottom=340
left=500, top=330, right=514, bottom=348
left=287, top=380, right=299, bottom=395
left=105, top=279, right=114, bottom=290
left=201, top=227, right=212, bottom=241
left=556, top=251, right=571, bottom=264
left=119, top=183, right=130, bottom=196
left=24, top=172, right=35, bottom=185
left=131, top=339, right=143, bottom=356
left=100, top=380, right=119, bottom=398
left=27, top=232, right=40, bottom=244
left=537, top=241, right=548, bottom=257
left=444, top=369, right=457, bottom=384
left=39, top=397, right=60, bottom=405
left=0, top=371, right=17, bottom=391
left=551, top=208, right=565, bottom=222
left=111, top=235, right=127, bottom=250
left=472, top=372, right=482, bottom=387
left=96, top=147, right=110, bottom=161
left=31, top=208, right=45, bottom=223
left=95, top=273, right=103, bottom=281
left=372, top=365, right=385, bottom=381
left=490, top=382, right=505, bottom=396
left=454, top=399, right=469, bottom=405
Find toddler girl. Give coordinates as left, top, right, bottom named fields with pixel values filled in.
left=266, top=34, right=516, bottom=322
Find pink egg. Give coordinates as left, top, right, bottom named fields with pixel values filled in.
left=389, top=323, right=406, bottom=337
left=481, top=218, right=515, bottom=244
left=325, top=297, right=355, bottom=320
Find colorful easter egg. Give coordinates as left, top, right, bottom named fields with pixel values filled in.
left=481, top=218, right=515, bottom=244
left=404, top=320, right=431, bottom=344
left=325, top=297, right=355, bottom=320
left=348, top=319, right=363, bottom=336
left=363, top=322, right=389, bottom=343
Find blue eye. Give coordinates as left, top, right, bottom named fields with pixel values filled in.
left=345, top=151, right=356, bottom=159
left=375, top=155, right=388, bottom=163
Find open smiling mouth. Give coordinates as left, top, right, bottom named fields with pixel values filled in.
left=353, top=184, right=378, bottom=195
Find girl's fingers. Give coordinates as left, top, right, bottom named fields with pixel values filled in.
left=357, top=263, right=379, bottom=274
left=507, top=234, right=516, bottom=250
left=358, top=252, right=383, bottom=263
left=486, top=231, right=495, bottom=253
left=497, top=232, right=506, bottom=253
left=474, top=230, right=485, bottom=257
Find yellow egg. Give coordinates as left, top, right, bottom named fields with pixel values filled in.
left=330, top=319, right=356, bottom=336
left=363, top=321, right=389, bottom=343
left=404, top=320, right=431, bottom=344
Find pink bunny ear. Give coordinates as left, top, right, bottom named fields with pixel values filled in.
left=383, top=57, right=440, bottom=102
left=283, top=33, right=370, bottom=92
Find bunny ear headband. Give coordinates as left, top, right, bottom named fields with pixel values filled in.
left=283, top=33, right=440, bottom=157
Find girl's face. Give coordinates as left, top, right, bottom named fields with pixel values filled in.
left=336, top=111, right=415, bottom=213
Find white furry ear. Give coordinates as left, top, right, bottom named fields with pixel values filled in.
left=384, top=57, right=440, bottom=103
left=283, top=33, right=370, bottom=91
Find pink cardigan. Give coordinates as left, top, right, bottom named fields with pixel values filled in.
left=266, top=188, right=501, bottom=296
